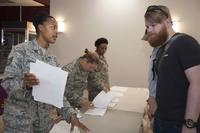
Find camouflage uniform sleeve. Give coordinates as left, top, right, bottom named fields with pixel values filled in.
left=101, top=58, right=110, bottom=88
left=54, top=60, right=76, bottom=123
left=1, top=46, right=25, bottom=93
left=59, top=97, right=76, bottom=123
left=103, top=58, right=110, bottom=88
left=105, top=73, right=110, bottom=89
left=88, top=71, right=104, bottom=90
left=64, top=72, right=83, bottom=107
left=88, top=57, right=110, bottom=90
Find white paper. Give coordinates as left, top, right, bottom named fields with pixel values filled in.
left=109, top=91, right=124, bottom=97
left=50, top=121, right=80, bottom=133
left=84, top=91, right=115, bottom=116
left=108, top=102, right=117, bottom=108
left=111, top=97, right=120, bottom=103
left=93, top=91, right=115, bottom=108
left=110, top=86, right=128, bottom=93
left=30, top=60, right=68, bottom=108
left=85, top=108, right=107, bottom=116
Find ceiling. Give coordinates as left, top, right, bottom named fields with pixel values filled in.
left=0, top=0, right=45, bottom=6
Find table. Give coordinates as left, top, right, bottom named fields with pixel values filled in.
left=80, top=109, right=142, bottom=133
left=113, top=87, right=149, bottom=113
left=80, top=86, right=149, bottom=133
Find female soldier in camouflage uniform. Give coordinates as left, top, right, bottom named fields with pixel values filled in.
left=62, top=49, right=99, bottom=110
left=1, top=13, right=89, bottom=133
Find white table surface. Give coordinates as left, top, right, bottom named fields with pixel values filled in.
left=50, top=86, right=149, bottom=133
left=80, top=86, right=149, bottom=133
left=113, top=87, right=149, bottom=113
left=80, top=109, right=142, bottom=133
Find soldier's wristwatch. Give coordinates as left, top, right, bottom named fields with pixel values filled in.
left=183, top=119, right=197, bottom=128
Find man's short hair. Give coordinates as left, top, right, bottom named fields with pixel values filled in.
left=95, top=37, right=108, bottom=47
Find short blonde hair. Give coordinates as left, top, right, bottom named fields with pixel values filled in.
left=81, top=49, right=99, bottom=64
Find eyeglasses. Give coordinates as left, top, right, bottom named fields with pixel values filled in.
left=146, top=5, right=169, bottom=18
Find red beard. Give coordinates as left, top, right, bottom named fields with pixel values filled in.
left=148, top=25, right=169, bottom=47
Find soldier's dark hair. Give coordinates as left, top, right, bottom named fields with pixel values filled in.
left=81, top=49, right=99, bottom=64
left=33, top=12, right=54, bottom=34
left=95, top=37, right=108, bottom=48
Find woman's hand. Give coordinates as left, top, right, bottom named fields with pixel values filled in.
left=23, top=73, right=39, bottom=89
left=70, top=114, right=90, bottom=133
left=80, top=99, right=94, bottom=111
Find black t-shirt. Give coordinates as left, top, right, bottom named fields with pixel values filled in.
left=156, top=33, right=200, bottom=123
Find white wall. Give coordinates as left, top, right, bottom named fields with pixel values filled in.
left=50, top=0, right=200, bottom=88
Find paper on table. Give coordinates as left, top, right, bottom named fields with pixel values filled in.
left=111, top=97, right=120, bottom=103
left=108, top=102, right=117, bottom=108
left=93, top=91, right=115, bottom=108
left=85, top=91, right=115, bottom=116
left=30, top=60, right=68, bottom=108
left=50, top=121, right=80, bottom=133
left=84, top=108, right=107, bottom=116
left=109, top=91, right=124, bottom=97
left=110, top=86, right=128, bottom=93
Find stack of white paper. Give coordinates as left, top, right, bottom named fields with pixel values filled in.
left=50, top=121, right=80, bottom=133
left=85, top=86, right=128, bottom=116
left=111, top=97, right=120, bottom=103
left=110, top=86, right=128, bottom=93
left=93, top=91, right=115, bottom=108
left=108, top=102, right=117, bottom=108
left=108, top=86, right=128, bottom=97
left=84, top=108, right=107, bottom=116
left=108, top=86, right=129, bottom=108
left=85, top=91, right=115, bottom=116
left=30, top=60, right=68, bottom=108
left=109, top=91, right=124, bottom=97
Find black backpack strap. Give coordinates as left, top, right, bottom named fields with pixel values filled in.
left=155, top=33, right=184, bottom=74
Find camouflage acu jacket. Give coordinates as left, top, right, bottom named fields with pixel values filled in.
left=1, top=39, right=74, bottom=122
left=62, top=58, right=88, bottom=107
left=87, top=55, right=110, bottom=91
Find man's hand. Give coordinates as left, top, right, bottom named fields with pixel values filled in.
left=147, top=96, right=157, bottom=120
left=80, top=99, right=94, bottom=111
left=23, top=73, right=39, bottom=89
left=71, top=114, right=90, bottom=133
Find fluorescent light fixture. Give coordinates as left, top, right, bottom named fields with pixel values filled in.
left=57, top=20, right=65, bottom=33
left=172, top=20, right=181, bottom=32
